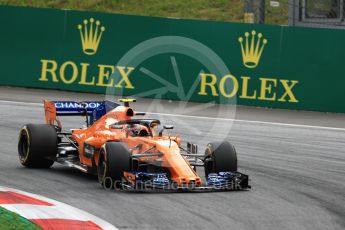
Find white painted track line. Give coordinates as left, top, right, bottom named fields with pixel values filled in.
left=0, top=99, right=344, bottom=132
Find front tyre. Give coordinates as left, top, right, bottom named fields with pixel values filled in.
left=204, top=141, right=237, bottom=177
left=18, top=124, right=57, bottom=168
left=97, top=142, right=131, bottom=189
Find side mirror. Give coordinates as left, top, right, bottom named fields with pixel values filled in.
left=110, top=125, right=123, bottom=129
left=159, top=125, right=174, bottom=136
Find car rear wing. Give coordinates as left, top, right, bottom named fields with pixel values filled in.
left=44, top=100, right=120, bottom=128
left=54, top=101, right=102, bottom=116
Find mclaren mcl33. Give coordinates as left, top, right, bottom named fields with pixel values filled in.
left=18, top=99, right=250, bottom=191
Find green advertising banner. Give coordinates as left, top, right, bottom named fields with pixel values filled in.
left=0, top=6, right=345, bottom=112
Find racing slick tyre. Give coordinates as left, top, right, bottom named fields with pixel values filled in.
left=18, top=124, right=57, bottom=168
left=98, top=142, right=131, bottom=189
left=204, top=141, right=237, bottom=177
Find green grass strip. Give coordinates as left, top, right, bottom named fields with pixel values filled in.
left=0, top=0, right=289, bottom=25
left=0, top=206, right=41, bottom=230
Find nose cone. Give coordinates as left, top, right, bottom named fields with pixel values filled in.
left=177, top=177, right=202, bottom=186
left=156, top=139, right=178, bottom=148
left=155, top=140, right=201, bottom=186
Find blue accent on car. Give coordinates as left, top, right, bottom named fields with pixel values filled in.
left=207, top=172, right=236, bottom=188
left=53, top=101, right=120, bottom=124
left=131, top=172, right=170, bottom=188
left=90, top=101, right=120, bottom=124
left=55, top=101, right=102, bottom=113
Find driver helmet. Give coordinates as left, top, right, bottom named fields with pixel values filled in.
left=127, top=124, right=148, bottom=136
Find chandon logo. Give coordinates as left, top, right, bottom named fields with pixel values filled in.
left=55, top=102, right=101, bottom=109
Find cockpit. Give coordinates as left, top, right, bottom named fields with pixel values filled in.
left=112, top=119, right=163, bottom=137
left=126, top=124, right=150, bottom=137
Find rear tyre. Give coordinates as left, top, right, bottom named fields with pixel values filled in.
left=204, top=141, right=237, bottom=177
left=18, top=124, right=57, bottom=168
left=97, top=142, right=131, bottom=189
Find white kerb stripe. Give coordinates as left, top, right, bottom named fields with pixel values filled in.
left=0, top=186, right=118, bottom=230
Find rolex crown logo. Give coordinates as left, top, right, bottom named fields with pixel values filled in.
left=78, top=18, right=105, bottom=55
left=238, top=30, right=267, bottom=69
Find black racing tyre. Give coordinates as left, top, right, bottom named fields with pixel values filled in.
left=97, top=142, right=131, bottom=189
left=18, top=124, right=57, bottom=168
left=204, top=141, right=237, bottom=177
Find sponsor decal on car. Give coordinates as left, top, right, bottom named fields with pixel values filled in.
left=55, top=101, right=101, bottom=109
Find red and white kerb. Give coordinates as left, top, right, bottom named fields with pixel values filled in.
left=0, top=187, right=117, bottom=230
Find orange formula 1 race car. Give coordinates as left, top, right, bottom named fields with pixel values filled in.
left=18, top=99, right=250, bottom=191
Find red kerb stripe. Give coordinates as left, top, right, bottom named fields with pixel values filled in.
left=0, top=191, right=52, bottom=206
left=30, top=219, right=103, bottom=230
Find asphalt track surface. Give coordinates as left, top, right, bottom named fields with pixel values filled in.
left=0, top=86, right=345, bottom=230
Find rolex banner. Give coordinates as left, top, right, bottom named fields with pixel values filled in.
left=0, top=6, right=345, bottom=113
